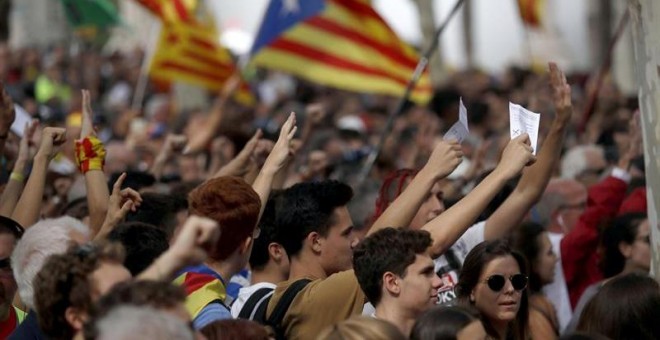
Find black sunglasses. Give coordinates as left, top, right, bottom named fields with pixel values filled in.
left=483, top=274, right=528, bottom=292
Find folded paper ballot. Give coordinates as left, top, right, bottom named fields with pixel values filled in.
left=509, top=102, right=540, bottom=154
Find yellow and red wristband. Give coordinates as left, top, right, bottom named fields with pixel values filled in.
left=75, top=136, right=106, bottom=173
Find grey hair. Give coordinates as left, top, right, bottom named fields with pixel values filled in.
left=96, top=306, right=194, bottom=340
left=11, top=216, right=90, bottom=309
left=560, top=145, right=604, bottom=180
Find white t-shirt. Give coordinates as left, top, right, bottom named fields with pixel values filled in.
left=434, top=221, right=486, bottom=304
left=230, top=282, right=277, bottom=319
left=542, top=232, right=573, bottom=331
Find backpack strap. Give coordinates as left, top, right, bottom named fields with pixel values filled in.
left=237, top=287, right=275, bottom=320
left=267, top=279, right=312, bottom=340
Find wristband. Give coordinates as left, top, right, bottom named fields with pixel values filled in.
left=75, top=136, right=106, bottom=173
left=9, top=172, right=24, bottom=182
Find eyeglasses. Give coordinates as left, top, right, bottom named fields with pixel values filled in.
left=482, top=274, right=528, bottom=292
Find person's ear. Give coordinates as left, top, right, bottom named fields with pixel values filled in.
left=383, top=272, right=401, bottom=296
left=268, top=243, right=286, bottom=262
left=239, top=236, right=253, bottom=254
left=619, top=241, right=633, bottom=259
left=64, top=306, right=86, bottom=332
left=308, top=232, right=323, bottom=254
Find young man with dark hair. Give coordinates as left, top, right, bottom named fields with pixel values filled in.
left=230, top=191, right=289, bottom=319
left=107, top=222, right=170, bottom=275
left=125, top=192, right=188, bottom=240
left=265, top=135, right=535, bottom=338
left=353, top=227, right=441, bottom=336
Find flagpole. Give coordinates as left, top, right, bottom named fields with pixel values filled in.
left=355, top=0, right=466, bottom=186
left=132, top=19, right=162, bottom=111
left=579, top=8, right=630, bottom=134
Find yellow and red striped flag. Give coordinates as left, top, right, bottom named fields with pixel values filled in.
left=250, top=0, right=432, bottom=104
left=135, top=0, right=255, bottom=105
left=517, top=0, right=545, bottom=28
left=134, top=0, right=197, bottom=23
left=174, top=267, right=227, bottom=319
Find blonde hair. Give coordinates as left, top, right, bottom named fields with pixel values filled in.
left=317, top=317, right=406, bottom=340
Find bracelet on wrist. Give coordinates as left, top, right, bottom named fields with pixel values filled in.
left=75, top=136, right=106, bottom=173
left=10, top=171, right=25, bottom=182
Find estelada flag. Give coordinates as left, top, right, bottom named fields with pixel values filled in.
left=250, top=0, right=432, bottom=104
left=517, top=0, right=544, bottom=28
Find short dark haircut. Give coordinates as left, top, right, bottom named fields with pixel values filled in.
left=511, top=221, right=546, bottom=292
left=600, top=213, right=647, bottom=278
left=107, top=222, right=170, bottom=276
left=125, top=193, right=188, bottom=239
left=108, top=171, right=156, bottom=192
left=455, top=240, right=529, bottom=340
left=273, top=180, right=353, bottom=257
left=84, top=280, right=186, bottom=340
left=249, top=191, right=282, bottom=270
left=577, top=273, right=660, bottom=339
left=411, top=306, right=480, bottom=340
left=353, top=227, right=432, bottom=306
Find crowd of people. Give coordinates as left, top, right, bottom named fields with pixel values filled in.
left=0, top=39, right=656, bottom=340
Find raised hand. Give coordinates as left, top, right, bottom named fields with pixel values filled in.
left=213, top=129, right=263, bottom=178
left=97, top=173, right=143, bottom=239
left=251, top=139, right=275, bottom=168
left=263, top=112, right=297, bottom=173
left=36, top=127, right=67, bottom=160
left=220, top=73, right=242, bottom=100
left=549, top=62, right=572, bottom=124
left=495, top=133, right=536, bottom=179
left=16, top=120, right=39, bottom=164
left=168, top=215, right=221, bottom=266
left=81, top=89, right=96, bottom=137
left=421, top=139, right=463, bottom=180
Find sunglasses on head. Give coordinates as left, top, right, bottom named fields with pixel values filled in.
left=483, top=274, right=528, bottom=292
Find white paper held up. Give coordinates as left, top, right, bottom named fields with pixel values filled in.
left=444, top=98, right=469, bottom=143
left=509, top=102, right=540, bottom=154
left=10, top=104, right=32, bottom=138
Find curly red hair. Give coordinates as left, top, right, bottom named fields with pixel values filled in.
left=188, top=176, right=261, bottom=261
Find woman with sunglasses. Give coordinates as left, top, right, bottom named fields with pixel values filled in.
left=565, top=212, right=650, bottom=333
left=455, top=240, right=529, bottom=340
left=512, top=222, right=559, bottom=339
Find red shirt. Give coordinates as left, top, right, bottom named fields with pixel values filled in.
left=560, top=176, right=627, bottom=308
left=0, top=306, right=19, bottom=339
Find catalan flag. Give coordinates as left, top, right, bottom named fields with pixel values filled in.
left=174, top=264, right=227, bottom=319
left=134, top=0, right=197, bottom=23
left=250, top=0, right=432, bottom=104
left=137, top=1, right=255, bottom=105
left=517, top=0, right=544, bottom=28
